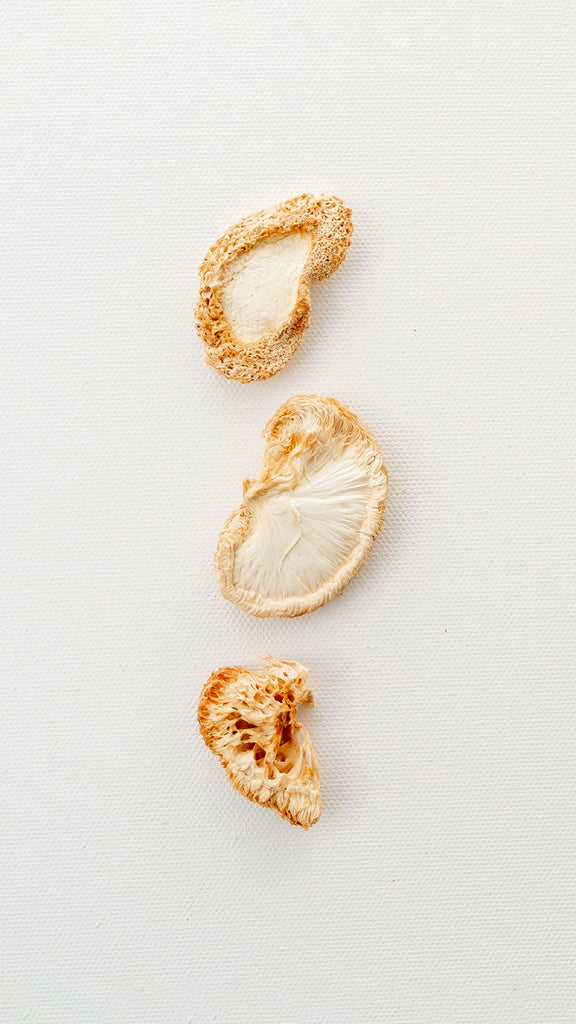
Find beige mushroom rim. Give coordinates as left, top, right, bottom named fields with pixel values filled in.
left=195, top=194, right=353, bottom=382
left=215, top=395, right=388, bottom=618
left=198, top=656, right=320, bottom=829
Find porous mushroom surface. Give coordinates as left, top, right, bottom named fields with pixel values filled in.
left=198, top=656, right=320, bottom=829
left=215, top=395, right=388, bottom=617
left=195, top=194, right=352, bottom=382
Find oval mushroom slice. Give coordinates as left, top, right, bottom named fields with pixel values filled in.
left=198, top=656, right=320, bottom=829
left=195, top=194, right=352, bottom=382
left=215, top=395, right=388, bottom=617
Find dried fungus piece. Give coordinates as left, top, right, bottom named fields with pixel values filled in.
left=215, top=395, right=388, bottom=617
left=198, top=656, right=320, bottom=829
left=195, top=194, right=352, bottom=381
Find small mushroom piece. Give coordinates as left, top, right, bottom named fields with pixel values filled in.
left=195, top=194, right=352, bottom=381
left=198, top=656, right=320, bottom=829
left=215, top=395, right=388, bottom=617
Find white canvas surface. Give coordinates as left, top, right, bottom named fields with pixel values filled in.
left=2, top=3, right=576, bottom=1022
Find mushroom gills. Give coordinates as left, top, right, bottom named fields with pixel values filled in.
left=235, top=450, right=370, bottom=601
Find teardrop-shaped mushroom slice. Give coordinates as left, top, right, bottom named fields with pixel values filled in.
left=215, top=395, right=388, bottom=617
left=198, top=656, right=320, bottom=829
left=195, top=194, right=352, bottom=382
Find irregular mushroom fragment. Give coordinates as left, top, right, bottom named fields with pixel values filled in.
left=198, top=656, right=320, bottom=829
left=195, top=194, right=352, bottom=381
left=215, top=395, right=388, bottom=617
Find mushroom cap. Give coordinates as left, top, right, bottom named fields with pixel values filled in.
left=195, top=194, right=353, bottom=382
left=215, top=395, right=388, bottom=617
left=198, top=656, right=320, bottom=829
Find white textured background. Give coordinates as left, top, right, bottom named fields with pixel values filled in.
left=2, top=2, right=576, bottom=1022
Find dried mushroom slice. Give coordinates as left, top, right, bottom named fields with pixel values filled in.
left=195, top=194, right=352, bottom=382
left=215, top=395, right=388, bottom=617
left=198, top=656, right=320, bottom=829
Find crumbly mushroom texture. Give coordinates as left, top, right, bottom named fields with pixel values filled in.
left=198, top=656, right=320, bottom=829
left=195, top=194, right=353, bottom=382
left=215, top=395, right=388, bottom=618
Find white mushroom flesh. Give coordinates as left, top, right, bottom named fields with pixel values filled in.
left=220, top=231, right=312, bottom=343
